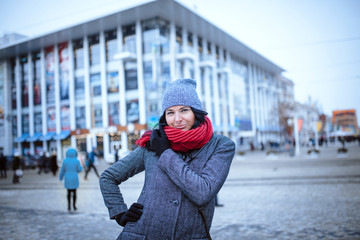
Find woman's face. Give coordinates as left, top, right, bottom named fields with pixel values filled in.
left=165, top=105, right=195, bottom=131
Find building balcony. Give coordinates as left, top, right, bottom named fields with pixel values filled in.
left=217, top=62, right=231, bottom=73
left=176, top=46, right=196, bottom=61
left=199, top=54, right=216, bottom=68
left=113, top=50, right=137, bottom=61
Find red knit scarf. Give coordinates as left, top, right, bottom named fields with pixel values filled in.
left=136, top=116, right=213, bottom=153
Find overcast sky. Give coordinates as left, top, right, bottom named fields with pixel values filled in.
left=1, top=0, right=359, bottom=122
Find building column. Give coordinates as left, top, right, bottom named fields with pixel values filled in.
left=136, top=20, right=146, bottom=126
left=15, top=57, right=22, bottom=154
left=211, top=45, right=220, bottom=131
left=83, top=35, right=92, bottom=151
left=54, top=44, right=63, bottom=160
left=99, top=30, right=110, bottom=159
left=40, top=49, right=48, bottom=152
left=193, top=34, right=201, bottom=100
left=248, top=63, right=256, bottom=136
left=3, top=61, right=12, bottom=155
left=68, top=40, right=77, bottom=149
left=203, top=67, right=212, bottom=121
left=169, top=21, right=176, bottom=81
left=117, top=26, right=128, bottom=151
left=28, top=52, right=35, bottom=155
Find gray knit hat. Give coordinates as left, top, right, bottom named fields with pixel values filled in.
left=162, top=78, right=203, bottom=113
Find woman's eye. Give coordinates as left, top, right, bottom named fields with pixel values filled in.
left=166, top=112, right=174, bottom=115
left=181, top=109, right=189, bottom=113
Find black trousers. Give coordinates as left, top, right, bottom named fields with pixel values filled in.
left=67, top=189, right=77, bottom=210
left=84, top=162, right=99, bottom=179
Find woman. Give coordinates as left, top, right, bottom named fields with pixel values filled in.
left=100, top=78, right=235, bottom=240
left=59, top=148, right=82, bottom=211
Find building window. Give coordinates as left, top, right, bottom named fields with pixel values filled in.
left=123, top=24, right=136, bottom=53
left=105, top=29, right=117, bottom=62
left=198, top=37, right=203, bottom=54
left=59, top=42, right=70, bottom=101
left=89, top=34, right=100, bottom=66
left=75, top=76, right=85, bottom=99
left=33, top=53, right=41, bottom=105
left=127, top=100, right=139, bottom=123
left=11, top=59, right=16, bottom=109
left=61, top=104, right=71, bottom=130
left=107, top=72, right=119, bottom=93
left=90, top=73, right=101, bottom=97
left=47, top=106, right=56, bottom=132
left=161, top=61, right=170, bottom=87
left=108, top=101, right=120, bottom=126
left=188, top=32, right=193, bottom=51
left=12, top=116, right=17, bottom=136
left=34, top=112, right=42, bottom=133
left=176, top=26, right=182, bottom=53
left=45, top=47, right=55, bottom=105
left=20, top=56, right=29, bottom=108
left=142, top=18, right=170, bottom=54
left=207, top=41, right=212, bottom=55
left=73, top=39, right=84, bottom=70
left=93, top=104, right=103, bottom=128
left=125, top=69, right=137, bottom=90
left=75, top=106, right=86, bottom=129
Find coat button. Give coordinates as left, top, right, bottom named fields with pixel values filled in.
left=172, top=200, right=179, bottom=206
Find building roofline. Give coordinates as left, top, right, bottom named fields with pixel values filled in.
left=0, top=0, right=284, bottom=74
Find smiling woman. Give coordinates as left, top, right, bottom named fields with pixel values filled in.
left=100, top=78, right=235, bottom=240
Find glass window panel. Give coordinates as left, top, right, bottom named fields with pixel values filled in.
left=107, top=72, right=119, bottom=93
left=75, top=76, right=85, bottom=99
left=127, top=100, right=139, bottom=123
left=75, top=106, right=86, bottom=129
left=108, top=102, right=120, bottom=126
left=93, top=104, right=103, bottom=127
left=125, top=69, right=137, bottom=90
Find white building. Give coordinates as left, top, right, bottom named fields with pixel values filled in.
left=0, top=0, right=289, bottom=161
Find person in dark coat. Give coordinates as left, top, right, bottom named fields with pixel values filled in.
left=12, top=153, right=22, bottom=184
left=59, top=148, right=82, bottom=211
left=100, top=78, right=235, bottom=240
left=0, top=153, right=7, bottom=179
left=38, top=152, right=47, bottom=174
left=84, top=148, right=100, bottom=180
left=114, top=145, right=119, bottom=163
left=50, top=151, right=58, bottom=176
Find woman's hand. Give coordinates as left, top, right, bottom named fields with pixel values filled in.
left=150, top=126, right=170, bottom=156
left=115, top=203, right=143, bottom=227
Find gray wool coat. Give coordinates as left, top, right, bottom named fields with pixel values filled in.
left=99, top=134, right=235, bottom=240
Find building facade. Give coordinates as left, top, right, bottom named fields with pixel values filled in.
left=0, top=0, right=288, bottom=161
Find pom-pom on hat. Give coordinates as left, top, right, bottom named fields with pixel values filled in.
left=162, top=78, right=203, bottom=113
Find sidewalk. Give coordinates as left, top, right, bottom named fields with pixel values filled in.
left=233, top=141, right=360, bottom=162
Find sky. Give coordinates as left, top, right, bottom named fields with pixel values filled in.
left=1, top=0, right=359, bottom=121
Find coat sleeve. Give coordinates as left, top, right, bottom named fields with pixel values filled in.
left=157, top=137, right=235, bottom=206
left=77, top=159, right=83, bottom=173
left=99, top=147, right=145, bottom=219
left=59, top=161, right=65, bottom=181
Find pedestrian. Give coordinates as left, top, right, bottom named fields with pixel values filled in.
left=0, top=153, right=7, bottom=179
left=84, top=148, right=100, bottom=180
left=37, top=151, right=47, bottom=174
left=50, top=151, right=58, bottom=176
left=114, top=145, right=119, bottom=163
left=59, top=148, right=82, bottom=211
left=12, top=152, right=22, bottom=184
left=100, top=78, right=235, bottom=240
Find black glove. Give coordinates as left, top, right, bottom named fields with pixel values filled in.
left=150, top=126, right=170, bottom=156
left=115, top=203, right=143, bottom=227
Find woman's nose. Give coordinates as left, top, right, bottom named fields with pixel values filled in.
left=175, top=112, right=182, bottom=122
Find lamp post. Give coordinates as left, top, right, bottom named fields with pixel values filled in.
left=293, top=116, right=300, bottom=156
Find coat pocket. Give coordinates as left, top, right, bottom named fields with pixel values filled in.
left=118, top=231, right=146, bottom=240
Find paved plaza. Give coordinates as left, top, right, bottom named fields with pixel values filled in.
left=1, top=142, right=360, bottom=239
